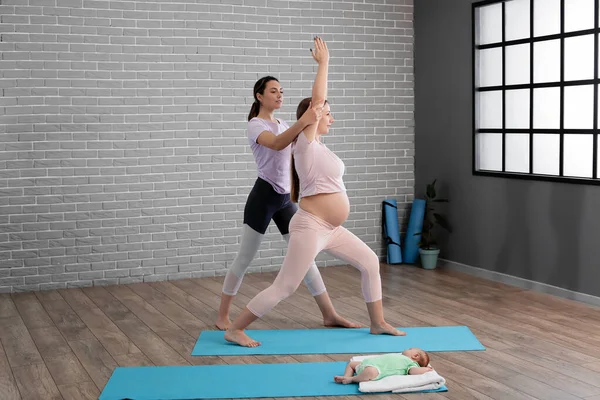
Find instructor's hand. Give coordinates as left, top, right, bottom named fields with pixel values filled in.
left=300, top=101, right=323, bottom=126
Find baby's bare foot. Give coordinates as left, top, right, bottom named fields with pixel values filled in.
left=224, top=329, right=261, bottom=347
left=215, top=315, right=231, bottom=331
left=334, top=376, right=353, bottom=384
left=370, top=322, right=406, bottom=336
left=324, top=314, right=362, bottom=329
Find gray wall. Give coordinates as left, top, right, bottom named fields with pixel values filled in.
left=414, top=0, right=600, bottom=298
left=0, top=0, right=414, bottom=293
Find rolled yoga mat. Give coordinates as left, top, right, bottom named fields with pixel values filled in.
left=99, top=362, right=448, bottom=400
left=402, top=198, right=426, bottom=264
left=192, top=325, right=485, bottom=356
left=382, top=199, right=402, bottom=264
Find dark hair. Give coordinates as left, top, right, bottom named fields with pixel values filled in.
left=295, top=97, right=328, bottom=120
left=419, top=350, right=430, bottom=367
left=248, top=76, right=279, bottom=121
left=291, top=97, right=329, bottom=203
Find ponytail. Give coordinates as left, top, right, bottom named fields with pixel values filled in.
left=247, top=100, right=260, bottom=121
left=290, top=154, right=300, bottom=203
left=248, top=76, right=279, bottom=121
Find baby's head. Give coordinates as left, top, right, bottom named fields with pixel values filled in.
left=402, top=347, right=430, bottom=367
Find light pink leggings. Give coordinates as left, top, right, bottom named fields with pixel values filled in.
left=247, top=208, right=383, bottom=317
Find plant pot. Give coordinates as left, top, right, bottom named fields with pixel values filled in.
left=418, top=247, right=440, bottom=270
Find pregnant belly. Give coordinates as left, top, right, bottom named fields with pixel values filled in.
left=298, top=192, right=350, bottom=227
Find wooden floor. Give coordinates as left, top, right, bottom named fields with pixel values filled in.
left=1, top=264, right=600, bottom=400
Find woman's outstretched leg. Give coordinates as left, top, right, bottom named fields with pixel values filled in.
left=225, top=215, right=324, bottom=347
left=325, top=226, right=405, bottom=336
left=282, top=233, right=361, bottom=328
left=274, top=203, right=360, bottom=328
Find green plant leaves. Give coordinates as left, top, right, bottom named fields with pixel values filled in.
left=419, top=179, right=451, bottom=249
left=433, top=213, right=452, bottom=233
left=426, top=180, right=437, bottom=199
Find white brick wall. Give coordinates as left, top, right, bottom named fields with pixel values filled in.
left=0, top=0, right=414, bottom=293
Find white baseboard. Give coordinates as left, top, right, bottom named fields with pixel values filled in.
left=439, top=258, right=600, bottom=309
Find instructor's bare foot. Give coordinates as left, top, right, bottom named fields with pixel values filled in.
left=370, top=322, right=405, bottom=336
left=215, top=316, right=230, bottom=330
left=224, top=329, right=261, bottom=347
left=334, top=376, right=353, bottom=384
left=324, top=314, right=362, bottom=329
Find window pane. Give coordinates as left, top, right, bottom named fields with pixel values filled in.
left=564, top=85, right=594, bottom=129
left=597, top=84, right=600, bottom=124
left=597, top=35, right=600, bottom=78
left=506, top=133, right=530, bottom=173
left=476, top=133, right=503, bottom=171
left=565, top=0, right=594, bottom=32
left=534, top=0, right=560, bottom=37
left=597, top=136, right=600, bottom=178
left=565, top=35, right=594, bottom=81
left=533, top=134, right=560, bottom=175
left=505, top=0, right=531, bottom=41
left=477, top=91, right=503, bottom=129
left=506, top=89, right=530, bottom=128
left=476, top=3, right=503, bottom=45
left=477, top=48, right=503, bottom=87
left=564, top=134, right=593, bottom=178
left=534, top=40, right=560, bottom=83
left=506, top=43, right=530, bottom=85
left=533, top=87, right=560, bottom=129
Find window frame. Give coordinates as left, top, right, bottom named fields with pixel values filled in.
left=472, top=0, right=600, bottom=185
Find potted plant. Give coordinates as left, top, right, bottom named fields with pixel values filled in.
left=415, top=179, right=451, bottom=269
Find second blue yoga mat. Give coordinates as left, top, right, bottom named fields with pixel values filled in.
left=99, top=362, right=448, bottom=400
left=192, top=325, right=485, bottom=356
left=403, top=198, right=426, bottom=264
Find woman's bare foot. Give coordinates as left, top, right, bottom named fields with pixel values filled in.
left=215, top=315, right=230, bottom=331
left=324, top=314, right=362, bottom=328
left=370, top=322, right=406, bottom=336
left=224, top=329, right=261, bottom=347
left=334, top=376, right=353, bottom=384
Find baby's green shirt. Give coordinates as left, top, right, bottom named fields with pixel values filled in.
left=357, top=354, right=420, bottom=380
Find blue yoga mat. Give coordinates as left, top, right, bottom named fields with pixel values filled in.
left=382, top=199, right=402, bottom=264
left=192, top=325, right=485, bottom=356
left=403, top=198, right=426, bottom=264
left=99, top=362, right=448, bottom=400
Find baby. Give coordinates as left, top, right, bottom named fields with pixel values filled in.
left=334, top=348, right=432, bottom=384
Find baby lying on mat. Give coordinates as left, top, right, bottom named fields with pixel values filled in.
left=334, top=348, right=432, bottom=384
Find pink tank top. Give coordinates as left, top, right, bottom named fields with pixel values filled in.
left=292, top=131, right=346, bottom=200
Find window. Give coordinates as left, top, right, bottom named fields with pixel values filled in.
left=473, top=0, right=600, bottom=184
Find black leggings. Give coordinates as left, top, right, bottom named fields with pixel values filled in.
left=243, top=178, right=297, bottom=235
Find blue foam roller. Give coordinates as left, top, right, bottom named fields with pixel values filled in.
left=402, top=198, right=426, bottom=264
left=382, top=199, right=402, bottom=264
